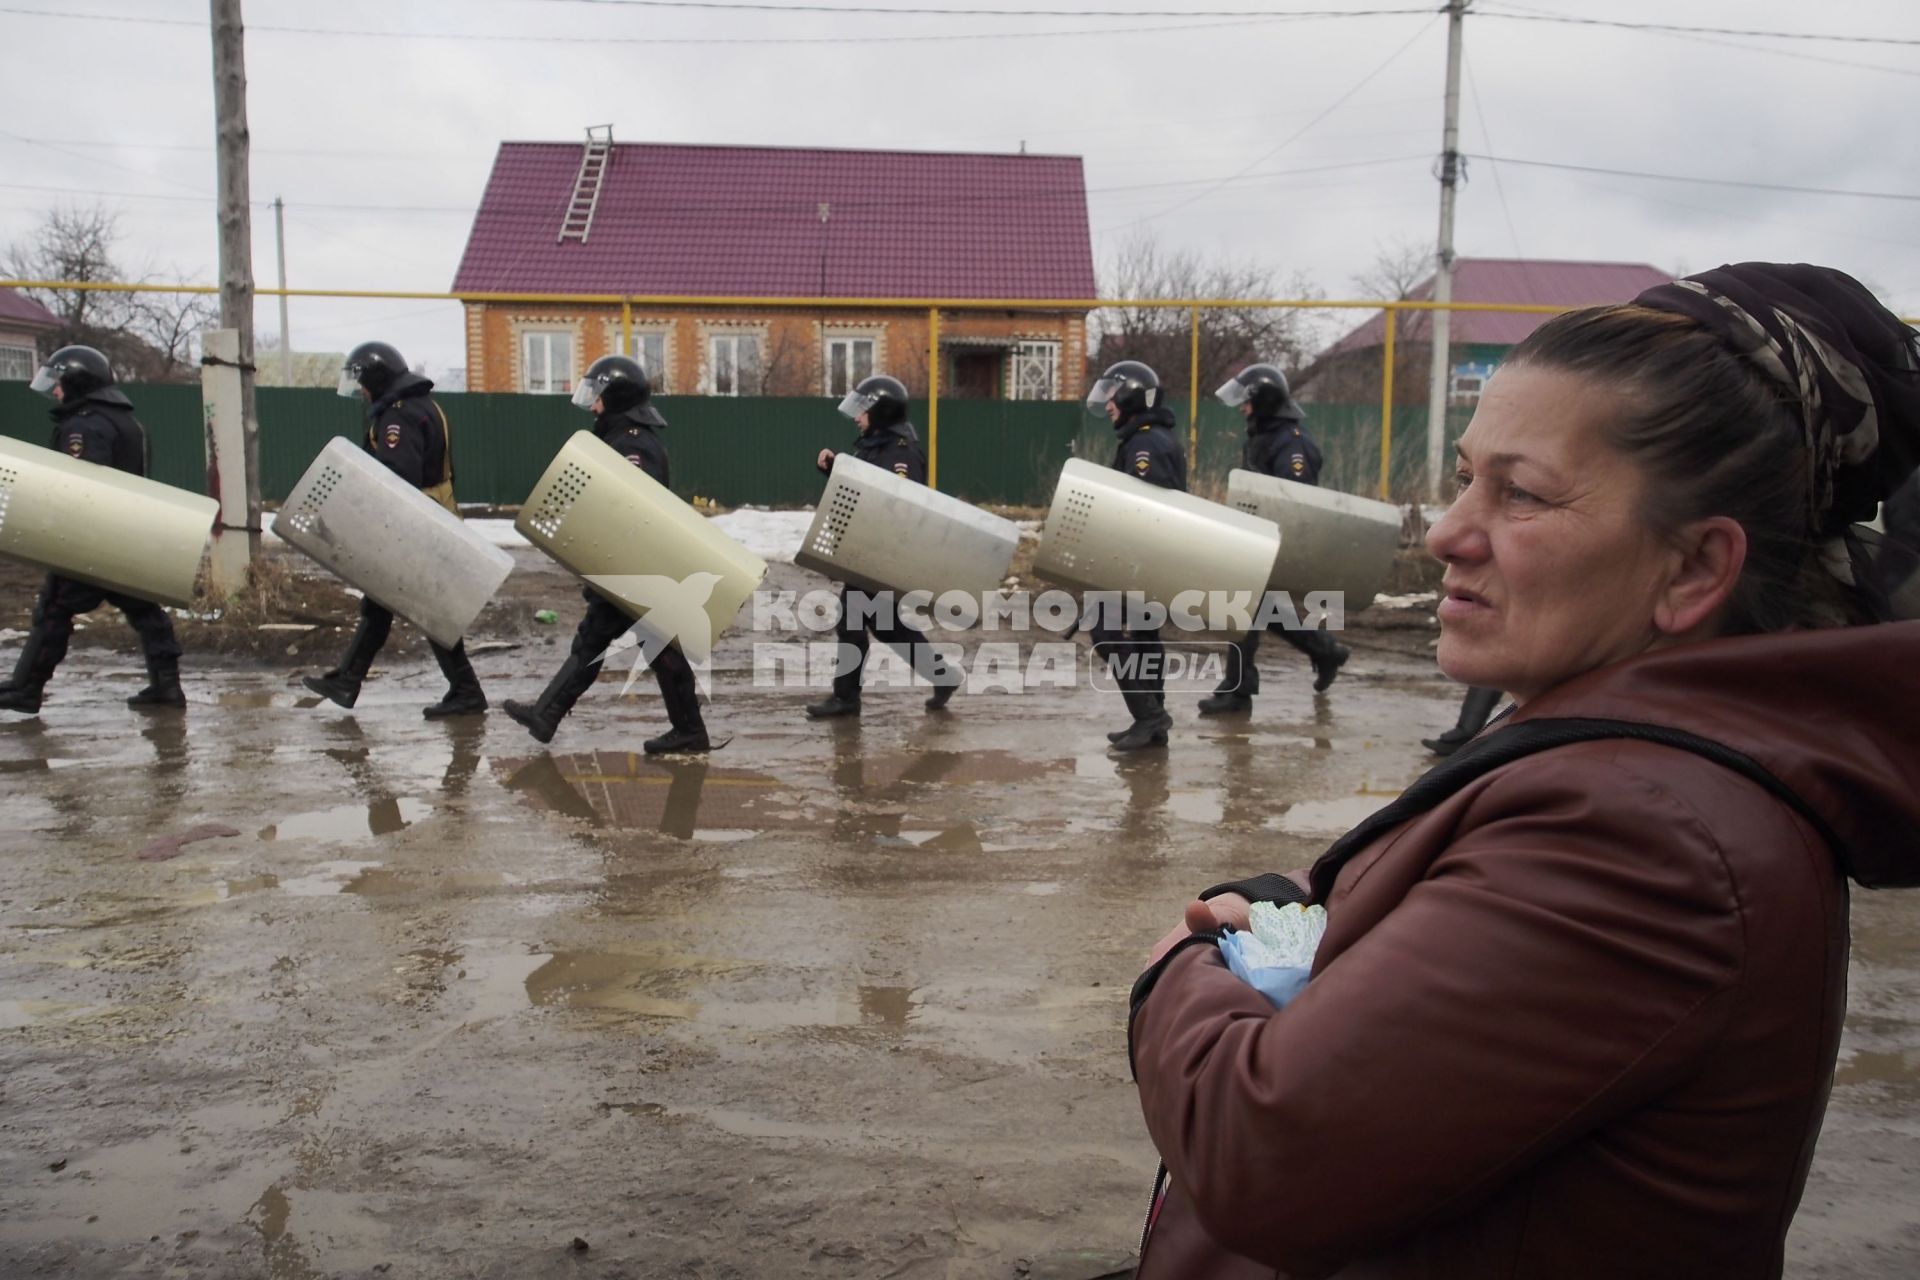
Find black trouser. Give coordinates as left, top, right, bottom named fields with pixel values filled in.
left=20, top=573, right=181, bottom=685
left=1089, top=621, right=1166, bottom=711
left=1220, top=619, right=1342, bottom=695
left=830, top=586, right=949, bottom=702
left=574, top=589, right=703, bottom=730
left=341, top=596, right=477, bottom=689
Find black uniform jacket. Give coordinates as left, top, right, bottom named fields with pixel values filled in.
left=1246, top=413, right=1323, bottom=487
left=822, top=421, right=928, bottom=485
left=49, top=387, right=149, bottom=477
left=364, top=372, right=452, bottom=492
left=595, top=405, right=670, bottom=488
left=1111, top=405, right=1187, bottom=492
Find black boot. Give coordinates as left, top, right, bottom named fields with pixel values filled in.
left=423, top=641, right=488, bottom=719
left=1198, top=631, right=1256, bottom=714
left=1422, top=686, right=1502, bottom=756
left=127, top=654, right=186, bottom=709
left=503, top=656, right=597, bottom=744
left=1311, top=639, right=1350, bottom=693
left=924, top=678, right=958, bottom=712
left=303, top=614, right=385, bottom=709
left=1108, top=689, right=1171, bottom=749
left=0, top=629, right=52, bottom=716
left=645, top=650, right=709, bottom=753
left=806, top=694, right=861, bottom=719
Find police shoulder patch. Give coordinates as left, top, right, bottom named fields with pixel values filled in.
left=894, top=461, right=909, bottom=476
left=384, top=424, right=403, bottom=448
left=1290, top=455, right=1306, bottom=473
left=65, top=433, right=85, bottom=458
left=626, top=453, right=643, bottom=467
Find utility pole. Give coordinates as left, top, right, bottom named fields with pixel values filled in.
left=1424, top=0, right=1468, bottom=505
left=207, top=0, right=263, bottom=590
left=273, top=195, right=290, bottom=384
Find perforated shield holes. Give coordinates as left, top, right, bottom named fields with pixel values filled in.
left=1052, top=485, right=1095, bottom=571
left=809, top=485, right=860, bottom=559
left=530, top=463, right=590, bottom=540
left=0, top=466, right=16, bottom=536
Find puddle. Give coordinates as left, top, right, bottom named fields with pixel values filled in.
left=1273, top=792, right=1398, bottom=835
left=259, top=797, right=434, bottom=843
left=0, top=998, right=99, bottom=1029
left=496, top=753, right=785, bottom=836
left=1166, top=789, right=1225, bottom=825
left=1834, top=1047, right=1920, bottom=1100
left=276, top=861, right=384, bottom=897
left=217, top=691, right=281, bottom=709
left=340, top=867, right=517, bottom=897
left=1020, top=881, right=1064, bottom=896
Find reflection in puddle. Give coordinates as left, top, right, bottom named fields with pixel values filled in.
left=259, top=797, right=434, bottom=843
left=496, top=752, right=784, bottom=838
left=1273, top=791, right=1398, bottom=835
left=277, top=861, right=383, bottom=897
left=341, top=867, right=517, bottom=897
left=217, top=691, right=281, bottom=709
left=1834, top=1047, right=1920, bottom=1100
left=1166, top=789, right=1225, bottom=825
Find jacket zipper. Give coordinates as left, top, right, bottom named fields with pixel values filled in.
left=1136, top=1160, right=1169, bottom=1271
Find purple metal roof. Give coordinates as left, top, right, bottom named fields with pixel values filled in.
left=452, top=141, right=1097, bottom=301
left=0, top=287, right=59, bottom=330
left=1325, top=258, right=1674, bottom=353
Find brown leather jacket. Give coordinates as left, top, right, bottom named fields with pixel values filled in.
left=1131, top=623, right=1920, bottom=1279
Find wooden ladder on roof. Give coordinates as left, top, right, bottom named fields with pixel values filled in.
left=557, top=125, right=614, bottom=244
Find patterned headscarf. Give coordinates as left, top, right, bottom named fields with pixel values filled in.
left=1633, top=263, right=1920, bottom=539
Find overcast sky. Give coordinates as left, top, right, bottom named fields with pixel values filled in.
left=3, top=0, right=1917, bottom=382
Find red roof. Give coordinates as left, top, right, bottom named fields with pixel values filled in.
left=0, top=287, right=59, bottom=330
left=452, top=141, right=1096, bottom=301
left=1325, top=258, right=1673, bottom=354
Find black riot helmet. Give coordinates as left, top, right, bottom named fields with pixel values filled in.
left=1215, top=362, right=1303, bottom=421
left=575, top=354, right=664, bottom=425
left=1085, top=360, right=1161, bottom=418
left=837, top=374, right=909, bottom=431
left=338, top=340, right=408, bottom=400
left=29, top=344, right=114, bottom=401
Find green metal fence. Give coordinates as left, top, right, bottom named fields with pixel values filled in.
left=0, top=382, right=1464, bottom=509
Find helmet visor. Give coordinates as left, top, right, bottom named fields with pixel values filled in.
left=571, top=375, right=606, bottom=411
left=1084, top=376, right=1124, bottom=416
left=336, top=367, right=363, bottom=399
left=28, top=365, right=58, bottom=397
left=1214, top=377, right=1251, bottom=408
left=837, top=390, right=879, bottom=422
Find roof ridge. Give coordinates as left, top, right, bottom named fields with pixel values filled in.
left=495, top=139, right=1083, bottom=163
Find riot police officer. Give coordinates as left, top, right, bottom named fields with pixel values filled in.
left=804, top=373, right=959, bottom=719
left=302, top=341, right=487, bottom=718
left=504, top=355, right=711, bottom=753
left=1197, top=363, right=1350, bottom=715
left=1085, top=359, right=1185, bottom=751
left=0, top=346, right=186, bottom=716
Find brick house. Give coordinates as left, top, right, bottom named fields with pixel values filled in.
left=0, top=288, right=60, bottom=382
left=452, top=136, right=1097, bottom=400
left=1301, top=258, right=1672, bottom=406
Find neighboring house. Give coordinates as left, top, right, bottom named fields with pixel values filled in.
left=254, top=349, right=348, bottom=389
left=452, top=133, right=1096, bottom=400
left=1302, top=258, right=1673, bottom=405
left=0, top=288, right=61, bottom=381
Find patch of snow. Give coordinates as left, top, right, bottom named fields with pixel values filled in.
left=1372, top=592, right=1437, bottom=610
left=709, top=509, right=816, bottom=563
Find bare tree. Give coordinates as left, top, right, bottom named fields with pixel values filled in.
left=4, top=203, right=217, bottom=383
left=1351, top=236, right=1435, bottom=343
left=1091, top=230, right=1322, bottom=401
left=756, top=323, right=813, bottom=396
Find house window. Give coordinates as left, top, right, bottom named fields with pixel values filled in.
left=1010, top=340, right=1060, bottom=401
left=0, top=344, right=35, bottom=381
left=628, top=330, right=670, bottom=393
left=521, top=330, right=574, bottom=395
left=824, top=336, right=875, bottom=397
left=708, top=333, right=761, bottom=396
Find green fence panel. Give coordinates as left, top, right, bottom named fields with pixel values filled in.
left=0, top=380, right=1474, bottom=509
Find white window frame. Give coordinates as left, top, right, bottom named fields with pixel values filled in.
left=707, top=332, right=763, bottom=397
left=823, top=335, right=878, bottom=398
left=0, top=342, right=35, bottom=382
left=628, top=329, right=671, bottom=394
left=1009, top=339, right=1060, bottom=402
left=520, top=329, right=575, bottom=395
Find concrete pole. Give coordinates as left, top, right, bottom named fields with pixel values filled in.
left=273, top=195, right=290, bottom=384
left=1423, top=0, right=1468, bottom=505
left=208, top=0, right=262, bottom=592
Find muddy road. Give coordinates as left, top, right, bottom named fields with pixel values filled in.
left=0, top=551, right=1915, bottom=1278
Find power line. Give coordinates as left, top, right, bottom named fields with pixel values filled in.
left=1461, top=48, right=1532, bottom=300
left=1466, top=154, right=1920, bottom=203
left=1477, top=8, right=1920, bottom=48
left=504, top=0, right=1425, bottom=13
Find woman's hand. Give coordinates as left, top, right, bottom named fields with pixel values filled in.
left=816, top=448, right=836, bottom=471
left=1147, top=892, right=1253, bottom=966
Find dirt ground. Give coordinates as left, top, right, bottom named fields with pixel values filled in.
left=0, top=547, right=1914, bottom=1279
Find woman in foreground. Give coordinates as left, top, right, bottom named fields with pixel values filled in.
left=1127, top=263, right=1920, bottom=1279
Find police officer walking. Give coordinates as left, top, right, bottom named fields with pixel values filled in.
left=504, top=355, right=712, bottom=753
left=0, top=346, right=186, bottom=716
left=1197, top=363, right=1350, bottom=715
left=1085, top=360, right=1186, bottom=751
left=302, top=341, right=487, bottom=718
left=804, top=374, right=959, bottom=720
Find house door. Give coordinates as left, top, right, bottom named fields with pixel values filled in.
left=950, top=351, right=1001, bottom=399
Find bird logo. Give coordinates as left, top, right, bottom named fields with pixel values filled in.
left=583, top=572, right=728, bottom=694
